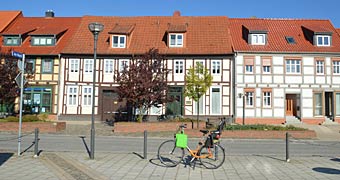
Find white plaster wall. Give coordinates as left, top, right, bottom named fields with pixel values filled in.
left=273, top=76, right=284, bottom=84
left=262, top=76, right=272, bottom=83
left=245, top=109, right=255, bottom=116
left=303, top=57, right=314, bottom=66
left=272, top=56, right=284, bottom=65
left=303, top=67, right=314, bottom=75
left=272, top=66, right=283, bottom=74
left=304, top=76, right=315, bottom=84
left=262, top=109, right=273, bottom=117
left=244, top=75, right=255, bottom=83
left=273, top=108, right=284, bottom=117
left=285, top=76, right=302, bottom=84
left=315, top=76, right=325, bottom=84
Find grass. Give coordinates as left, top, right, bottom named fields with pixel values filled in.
left=224, top=124, right=307, bottom=131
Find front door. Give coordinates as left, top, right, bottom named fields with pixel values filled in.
left=101, top=89, right=128, bottom=121
left=286, top=94, right=297, bottom=116
left=166, top=86, right=183, bottom=116
left=325, top=92, right=334, bottom=120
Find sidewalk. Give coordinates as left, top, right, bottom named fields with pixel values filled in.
left=0, top=151, right=339, bottom=180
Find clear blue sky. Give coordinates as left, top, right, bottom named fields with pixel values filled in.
left=1, top=0, right=340, bottom=27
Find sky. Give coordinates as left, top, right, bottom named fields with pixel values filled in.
left=1, top=0, right=340, bottom=27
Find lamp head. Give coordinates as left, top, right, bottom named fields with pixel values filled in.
left=88, top=22, right=104, bottom=34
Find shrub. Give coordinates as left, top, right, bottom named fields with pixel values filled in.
left=224, top=124, right=307, bottom=131
left=37, top=113, right=49, bottom=121
left=22, top=115, right=39, bottom=122
left=4, top=116, right=19, bottom=122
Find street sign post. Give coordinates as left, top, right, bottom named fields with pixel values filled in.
left=12, top=51, right=25, bottom=157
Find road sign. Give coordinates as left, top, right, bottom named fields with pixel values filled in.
left=17, top=60, right=24, bottom=71
left=12, top=51, right=23, bottom=59
left=15, top=73, right=26, bottom=86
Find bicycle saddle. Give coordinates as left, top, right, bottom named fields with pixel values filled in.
left=200, top=129, right=209, bottom=134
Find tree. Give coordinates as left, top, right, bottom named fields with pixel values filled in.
left=184, top=62, right=212, bottom=128
left=0, top=49, right=20, bottom=114
left=115, top=48, right=170, bottom=122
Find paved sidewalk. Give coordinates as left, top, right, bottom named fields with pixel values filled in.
left=1, top=151, right=339, bottom=180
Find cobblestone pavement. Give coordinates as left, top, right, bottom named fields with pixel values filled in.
left=1, top=151, right=339, bottom=180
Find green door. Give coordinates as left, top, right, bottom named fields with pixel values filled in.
left=166, top=86, right=183, bottom=116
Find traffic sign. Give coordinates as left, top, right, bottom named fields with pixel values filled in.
left=15, top=73, right=26, bottom=86
left=12, top=51, right=23, bottom=59
left=17, top=60, right=24, bottom=71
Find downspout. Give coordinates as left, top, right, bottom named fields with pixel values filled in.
left=56, top=53, right=61, bottom=120
left=232, top=52, right=237, bottom=123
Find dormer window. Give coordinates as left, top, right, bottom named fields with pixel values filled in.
left=316, top=35, right=331, bottom=46
left=112, top=35, right=126, bottom=48
left=31, top=36, right=55, bottom=46
left=3, top=35, right=21, bottom=46
left=250, top=34, right=266, bottom=45
left=169, top=33, right=183, bottom=47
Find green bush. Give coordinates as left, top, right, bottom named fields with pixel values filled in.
left=224, top=124, right=307, bottom=131
left=3, top=116, right=19, bottom=122
left=22, top=115, right=40, bottom=122
left=37, top=113, right=49, bottom=121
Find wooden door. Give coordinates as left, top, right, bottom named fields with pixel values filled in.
left=286, top=99, right=293, bottom=116
left=101, top=90, right=127, bottom=121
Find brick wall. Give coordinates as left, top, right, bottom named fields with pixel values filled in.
left=0, top=122, right=66, bottom=133
left=235, top=118, right=285, bottom=125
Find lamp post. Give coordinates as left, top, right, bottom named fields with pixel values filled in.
left=88, top=22, right=104, bottom=159
left=238, top=92, right=248, bottom=125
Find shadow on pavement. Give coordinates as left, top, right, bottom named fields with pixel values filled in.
left=149, top=157, right=173, bottom=168
left=79, top=136, right=91, bottom=158
left=0, top=153, right=14, bottom=166
left=253, top=154, right=286, bottom=162
left=330, top=158, right=340, bottom=162
left=313, top=167, right=340, bottom=174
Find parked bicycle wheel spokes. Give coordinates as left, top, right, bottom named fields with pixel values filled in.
left=199, top=144, right=225, bottom=169
left=158, top=140, right=184, bottom=167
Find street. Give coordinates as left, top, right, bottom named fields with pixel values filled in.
left=1, top=133, right=339, bottom=157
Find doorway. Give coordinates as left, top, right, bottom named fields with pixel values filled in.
left=325, top=92, right=334, bottom=120
left=101, top=89, right=129, bottom=121
left=166, top=86, right=183, bottom=116
left=286, top=94, right=299, bottom=117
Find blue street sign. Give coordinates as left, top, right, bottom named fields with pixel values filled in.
left=12, top=51, right=23, bottom=59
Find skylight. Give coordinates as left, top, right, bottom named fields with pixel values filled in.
left=285, top=36, right=296, bottom=44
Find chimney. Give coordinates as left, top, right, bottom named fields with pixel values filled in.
left=173, top=11, right=181, bottom=17
left=45, top=10, right=55, bottom=18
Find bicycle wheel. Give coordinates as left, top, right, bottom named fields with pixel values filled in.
left=199, top=143, right=225, bottom=169
left=158, top=140, right=184, bottom=167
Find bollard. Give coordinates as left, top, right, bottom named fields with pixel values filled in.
left=191, top=120, right=194, bottom=129
left=286, top=132, right=290, bottom=162
left=144, top=130, right=147, bottom=159
left=206, top=118, right=210, bottom=128
left=34, top=128, right=39, bottom=157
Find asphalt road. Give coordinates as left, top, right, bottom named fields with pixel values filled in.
left=1, top=133, right=339, bottom=157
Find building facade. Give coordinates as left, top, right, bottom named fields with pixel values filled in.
left=230, top=18, right=340, bottom=124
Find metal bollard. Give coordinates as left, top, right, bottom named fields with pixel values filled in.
left=206, top=118, right=210, bottom=128
left=34, top=128, right=39, bottom=157
left=286, top=132, right=290, bottom=162
left=144, top=130, right=147, bottom=159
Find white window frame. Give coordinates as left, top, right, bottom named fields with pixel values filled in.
left=263, top=91, right=271, bottom=108
left=316, top=35, right=331, bottom=46
left=104, top=59, right=114, bottom=74
left=210, top=86, right=221, bottom=115
left=316, top=60, right=324, bottom=75
left=251, top=34, right=266, bottom=45
left=69, top=59, right=79, bottom=73
left=84, top=59, right=93, bottom=73
left=31, top=36, right=55, bottom=46
left=119, top=59, right=129, bottom=73
left=245, top=65, right=253, bottom=73
left=246, top=92, right=254, bottom=107
left=42, top=59, right=53, bottom=73
left=82, top=86, right=92, bottom=106
left=169, top=33, right=183, bottom=47
left=286, top=59, right=301, bottom=74
left=211, top=60, right=221, bottom=75
left=263, top=66, right=271, bottom=74
left=174, top=60, right=184, bottom=74
left=333, top=61, right=340, bottom=74
left=67, top=86, right=78, bottom=106
left=112, top=35, right=126, bottom=48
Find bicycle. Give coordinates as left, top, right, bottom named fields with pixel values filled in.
left=157, top=119, right=226, bottom=169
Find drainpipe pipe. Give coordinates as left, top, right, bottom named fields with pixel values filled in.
left=56, top=54, right=61, bottom=121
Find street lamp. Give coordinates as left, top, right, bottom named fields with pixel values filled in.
left=88, top=22, right=104, bottom=159
left=238, top=92, right=248, bottom=125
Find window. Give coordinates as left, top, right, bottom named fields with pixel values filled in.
left=316, top=35, right=331, bottom=46
left=316, top=60, right=324, bottom=74
left=83, top=87, right=92, bottom=106
left=31, top=36, right=55, bottom=46
left=333, top=61, right=340, bottom=74
left=251, top=34, right=266, bottom=45
left=211, top=87, right=221, bottom=114
left=285, top=36, right=296, bottom=44
left=119, top=59, right=129, bottom=72
left=4, top=36, right=20, bottom=46
left=262, top=57, right=272, bottom=74
left=263, top=66, right=270, bottom=73
left=246, top=92, right=254, bottom=107
left=211, top=60, right=221, bottom=75
left=112, top=35, right=126, bottom=48
left=68, top=86, right=78, bottom=106
left=84, top=59, right=93, bottom=73
left=70, top=59, right=79, bottom=73
left=263, top=91, right=271, bottom=107
left=245, top=65, right=253, bottom=73
left=286, top=59, right=301, bottom=74
left=194, top=96, right=204, bottom=115
left=174, top=60, right=184, bottom=74
left=314, top=93, right=323, bottom=116
left=169, top=33, right=183, bottom=47
left=104, top=59, right=114, bottom=73
left=336, top=93, right=340, bottom=116
left=42, top=59, right=53, bottom=73
left=26, top=59, right=35, bottom=74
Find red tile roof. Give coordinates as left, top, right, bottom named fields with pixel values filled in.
left=62, top=16, right=232, bottom=55
left=1, top=16, right=81, bottom=55
left=230, top=18, right=340, bottom=53
left=0, top=11, right=22, bottom=32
